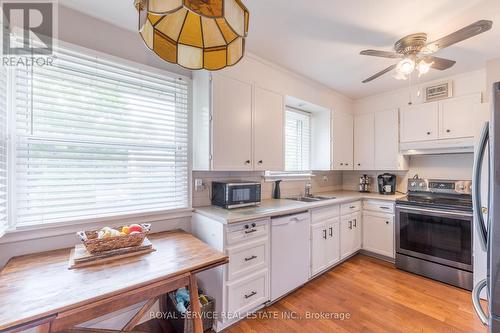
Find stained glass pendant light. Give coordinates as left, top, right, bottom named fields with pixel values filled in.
left=135, top=0, right=249, bottom=70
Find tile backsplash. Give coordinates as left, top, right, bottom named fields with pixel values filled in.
left=342, top=171, right=409, bottom=194
left=192, top=171, right=343, bottom=207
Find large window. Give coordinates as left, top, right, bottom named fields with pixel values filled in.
left=4, top=45, right=190, bottom=229
left=285, top=108, right=311, bottom=171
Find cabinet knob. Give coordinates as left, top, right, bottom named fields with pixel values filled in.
left=245, top=160, right=251, bottom=164
left=340, top=163, right=344, bottom=166
left=427, top=132, right=431, bottom=135
left=386, top=221, right=389, bottom=224
left=346, top=163, right=349, bottom=166
left=446, top=129, right=451, bottom=133
left=258, top=160, right=263, bottom=164
left=251, top=222, right=256, bottom=228
left=357, top=163, right=361, bottom=166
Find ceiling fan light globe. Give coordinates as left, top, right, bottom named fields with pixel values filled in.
left=397, top=58, right=415, bottom=75
left=417, top=59, right=433, bottom=75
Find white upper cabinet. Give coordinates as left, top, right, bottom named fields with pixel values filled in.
left=193, top=72, right=285, bottom=171
left=374, top=109, right=408, bottom=170
left=253, top=87, right=284, bottom=171
left=332, top=111, right=353, bottom=170
left=439, top=93, right=481, bottom=139
left=354, top=113, right=375, bottom=170
left=400, top=102, right=439, bottom=142
left=212, top=74, right=254, bottom=171
left=400, top=93, right=482, bottom=145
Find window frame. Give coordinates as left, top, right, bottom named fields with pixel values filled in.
left=3, top=38, right=193, bottom=236
left=284, top=107, right=312, bottom=172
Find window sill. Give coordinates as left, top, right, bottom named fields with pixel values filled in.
left=0, top=208, right=194, bottom=244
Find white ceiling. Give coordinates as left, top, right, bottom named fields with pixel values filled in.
left=60, top=0, right=500, bottom=99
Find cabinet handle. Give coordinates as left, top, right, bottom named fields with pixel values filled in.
left=245, top=160, right=251, bottom=165
left=340, top=163, right=344, bottom=166
left=348, top=221, right=352, bottom=229
left=323, top=229, right=327, bottom=239
left=427, top=132, right=431, bottom=135
left=446, top=129, right=451, bottom=133
left=258, top=160, right=263, bottom=164
left=244, top=255, right=257, bottom=262
left=329, top=227, right=333, bottom=237
left=245, top=229, right=257, bottom=234
left=345, top=163, right=349, bottom=166
left=244, top=291, right=257, bottom=299
left=386, top=221, right=389, bottom=224
left=357, top=163, right=361, bottom=166
left=380, top=206, right=390, bottom=210
left=353, top=219, right=357, bottom=227
left=349, top=206, right=355, bottom=209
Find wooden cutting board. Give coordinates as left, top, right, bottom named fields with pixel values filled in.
left=68, top=238, right=155, bottom=269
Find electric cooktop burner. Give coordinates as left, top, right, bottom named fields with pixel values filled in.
left=396, top=194, right=473, bottom=212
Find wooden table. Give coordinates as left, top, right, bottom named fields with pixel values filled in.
left=0, top=230, right=228, bottom=333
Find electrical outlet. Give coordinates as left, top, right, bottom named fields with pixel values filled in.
left=323, top=176, right=328, bottom=182
left=194, top=178, right=204, bottom=191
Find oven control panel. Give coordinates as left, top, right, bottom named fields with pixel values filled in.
left=407, top=179, right=472, bottom=195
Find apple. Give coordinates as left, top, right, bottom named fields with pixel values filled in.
left=128, top=224, right=143, bottom=233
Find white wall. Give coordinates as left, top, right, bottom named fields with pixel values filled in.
left=487, top=58, right=500, bottom=102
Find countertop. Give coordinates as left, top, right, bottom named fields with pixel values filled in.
left=194, top=191, right=405, bottom=224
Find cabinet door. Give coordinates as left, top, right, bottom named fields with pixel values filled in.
left=439, top=94, right=481, bottom=139
left=354, top=113, right=375, bottom=170
left=352, top=211, right=362, bottom=252
left=374, top=109, right=400, bottom=170
left=332, top=111, right=353, bottom=170
left=340, top=215, right=355, bottom=259
left=212, top=75, right=253, bottom=171
left=325, top=220, right=340, bottom=266
left=362, top=213, right=394, bottom=258
left=254, top=87, right=284, bottom=171
left=400, top=102, right=439, bottom=142
left=311, top=223, right=327, bottom=276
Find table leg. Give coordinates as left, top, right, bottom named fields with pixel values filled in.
left=189, top=274, right=203, bottom=333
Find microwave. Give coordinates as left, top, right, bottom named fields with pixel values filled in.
left=211, top=181, right=261, bottom=209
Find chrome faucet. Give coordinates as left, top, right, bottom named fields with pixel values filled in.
left=304, top=182, right=312, bottom=197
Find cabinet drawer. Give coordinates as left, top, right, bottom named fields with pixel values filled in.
left=363, top=200, right=394, bottom=214
left=226, top=270, right=268, bottom=315
left=227, top=239, right=268, bottom=281
left=341, top=201, right=361, bottom=216
left=311, top=205, right=339, bottom=224
left=227, top=219, right=268, bottom=245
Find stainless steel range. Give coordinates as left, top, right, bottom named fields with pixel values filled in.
left=395, top=178, right=473, bottom=290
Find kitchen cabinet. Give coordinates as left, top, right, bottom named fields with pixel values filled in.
left=400, top=102, right=439, bottom=142
left=212, top=74, right=253, bottom=171
left=192, top=72, right=285, bottom=171
left=354, top=113, right=375, bottom=170
left=332, top=111, right=353, bottom=170
left=340, top=211, right=362, bottom=259
left=362, top=212, right=394, bottom=258
left=311, top=219, right=340, bottom=276
left=374, top=109, right=408, bottom=170
left=400, top=93, right=482, bottom=144
left=439, top=94, right=481, bottom=139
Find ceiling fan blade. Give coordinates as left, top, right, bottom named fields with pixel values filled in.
left=423, top=56, right=456, bottom=70
left=362, top=64, right=397, bottom=83
left=360, top=50, right=403, bottom=59
left=422, top=20, right=492, bottom=54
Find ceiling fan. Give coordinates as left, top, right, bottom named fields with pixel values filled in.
left=360, top=20, right=493, bottom=83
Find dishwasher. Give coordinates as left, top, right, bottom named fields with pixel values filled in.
left=271, top=211, right=310, bottom=301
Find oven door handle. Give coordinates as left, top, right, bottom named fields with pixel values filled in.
left=472, top=121, right=489, bottom=252
left=397, top=206, right=473, bottom=217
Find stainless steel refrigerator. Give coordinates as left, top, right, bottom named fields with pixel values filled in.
left=472, top=81, right=500, bottom=331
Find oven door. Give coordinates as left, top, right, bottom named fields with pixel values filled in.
left=396, top=205, right=473, bottom=271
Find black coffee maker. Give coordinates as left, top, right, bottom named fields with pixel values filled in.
left=377, top=173, right=396, bottom=195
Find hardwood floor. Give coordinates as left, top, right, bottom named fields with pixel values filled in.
left=223, top=255, right=487, bottom=333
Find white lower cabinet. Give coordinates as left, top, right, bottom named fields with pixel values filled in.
left=311, top=219, right=340, bottom=276
left=362, top=213, right=394, bottom=258
left=362, top=200, right=395, bottom=258
left=340, top=211, right=362, bottom=259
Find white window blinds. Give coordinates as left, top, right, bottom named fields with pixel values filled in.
left=13, top=47, right=189, bottom=227
left=0, top=65, right=7, bottom=236
left=285, top=109, right=311, bottom=171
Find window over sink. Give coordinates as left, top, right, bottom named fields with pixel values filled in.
left=0, top=42, right=190, bottom=234
left=284, top=108, right=311, bottom=171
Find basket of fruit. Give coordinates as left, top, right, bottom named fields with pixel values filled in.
left=77, top=223, right=151, bottom=254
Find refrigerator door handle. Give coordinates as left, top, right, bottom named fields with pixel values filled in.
left=472, top=279, right=489, bottom=326
left=472, top=121, right=489, bottom=252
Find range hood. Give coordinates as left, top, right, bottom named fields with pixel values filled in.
left=400, top=137, right=475, bottom=155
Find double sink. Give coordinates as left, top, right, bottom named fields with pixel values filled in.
left=286, top=195, right=336, bottom=203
